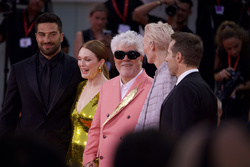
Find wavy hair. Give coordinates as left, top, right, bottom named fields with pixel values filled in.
left=111, top=30, right=144, bottom=56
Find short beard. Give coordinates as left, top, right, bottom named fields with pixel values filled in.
left=39, top=43, right=61, bottom=57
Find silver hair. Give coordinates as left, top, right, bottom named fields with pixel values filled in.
left=144, top=21, right=173, bottom=50
left=111, top=30, right=144, bottom=56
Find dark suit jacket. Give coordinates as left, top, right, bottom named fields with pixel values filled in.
left=160, top=72, right=217, bottom=136
left=0, top=51, right=82, bottom=156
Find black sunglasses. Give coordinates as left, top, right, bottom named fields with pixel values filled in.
left=114, top=50, right=141, bottom=60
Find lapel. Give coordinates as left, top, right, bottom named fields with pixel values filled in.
left=25, top=53, right=76, bottom=115
left=161, top=72, right=199, bottom=108
left=119, top=70, right=146, bottom=111
left=47, top=54, right=74, bottom=114
left=25, top=53, right=44, bottom=106
left=102, top=70, right=147, bottom=127
left=111, top=75, right=123, bottom=108
left=162, top=84, right=176, bottom=108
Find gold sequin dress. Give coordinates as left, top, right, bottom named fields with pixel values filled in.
left=66, top=80, right=99, bottom=167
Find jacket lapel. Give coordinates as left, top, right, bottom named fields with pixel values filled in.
left=47, top=55, right=74, bottom=114
left=161, top=84, right=176, bottom=108
left=25, top=53, right=44, bottom=106
left=102, top=70, right=146, bottom=127
left=111, top=75, right=123, bottom=107
left=161, top=72, right=199, bottom=108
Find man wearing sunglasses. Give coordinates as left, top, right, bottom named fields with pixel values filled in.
left=82, top=30, right=153, bottom=167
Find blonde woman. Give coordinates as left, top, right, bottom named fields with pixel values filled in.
left=135, top=22, right=177, bottom=132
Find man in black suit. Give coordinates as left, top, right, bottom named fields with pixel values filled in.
left=0, top=13, right=82, bottom=158
left=160, top=32, right=217, bottom=137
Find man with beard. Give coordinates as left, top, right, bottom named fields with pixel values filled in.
left=0, top=13, right=82, bottom=159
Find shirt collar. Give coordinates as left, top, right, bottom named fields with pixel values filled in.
left=120, top=69, right=143, bottom=88
left=176, top=69, right=198, bottom=85
left=120, top=69, right=143, bottom=99
left=39, top=50, right=63, bottom=68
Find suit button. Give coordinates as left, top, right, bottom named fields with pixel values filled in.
left=120, top=136, right=124, bottom=140
left=107, top=114, right=110, bottom=117
left=127, top=115, right=130, bottom=119
left=103, top=135, right=106, bottom=139
left=100, top=156, right=103, bottom=160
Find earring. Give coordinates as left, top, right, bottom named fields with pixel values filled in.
left=98, top=66, right=102, bottom=73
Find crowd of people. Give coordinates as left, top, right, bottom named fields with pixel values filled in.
left=0, top=0, right=250, bottom=167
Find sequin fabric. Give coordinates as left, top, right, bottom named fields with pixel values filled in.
left=66, top=80, right=99, bottom=167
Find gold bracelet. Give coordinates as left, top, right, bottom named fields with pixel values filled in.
left=156, top=0, right=162, bottom=6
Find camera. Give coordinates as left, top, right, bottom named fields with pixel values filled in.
left=103, top=30, right=112, bottom=36
left=0, top=0, right=28, bottom=17
left=165, top=3, right=178, bottom=16
left=217, top=70, right=245, bottom=102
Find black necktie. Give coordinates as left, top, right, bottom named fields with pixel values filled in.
left=41, top=61, right=51, bottom=110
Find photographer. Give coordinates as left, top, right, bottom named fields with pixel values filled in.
left=132, top=0, right=193, bottom=33
left=214, top=21, right=250, bottom=124
left=0, top=0, right=45, bottom=66
left=0, top=0, right=45, bottom=98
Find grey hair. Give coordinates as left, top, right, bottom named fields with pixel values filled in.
left=111, top=30, right=144, bottom=56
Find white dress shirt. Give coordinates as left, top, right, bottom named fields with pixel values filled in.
left=120, top=69, right=143, bottom=100
left=176, top=69, right=199, bottom=85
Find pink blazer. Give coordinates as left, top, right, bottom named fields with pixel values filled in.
left=83, top=70, right=153, bottom=167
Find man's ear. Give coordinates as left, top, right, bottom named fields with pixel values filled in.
left=140, top=55, right=144, bottom=62
left=61, top=33, right=64, bottom=43
left=176, top=52, right=182, bottom=63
